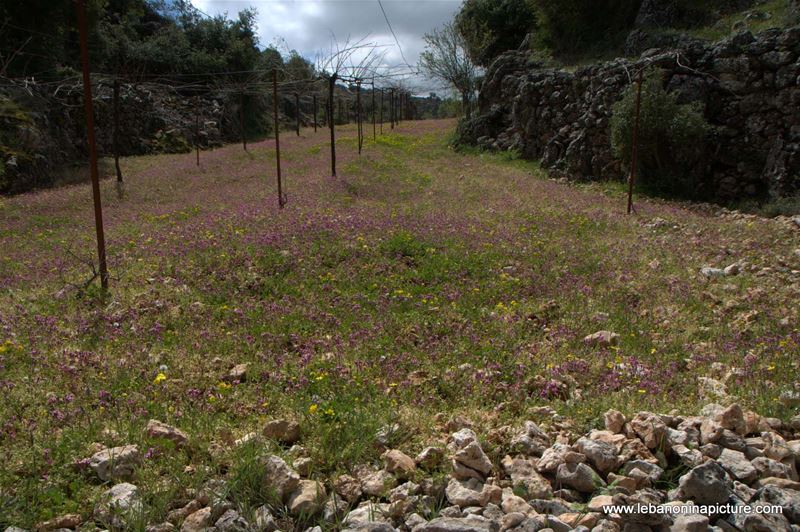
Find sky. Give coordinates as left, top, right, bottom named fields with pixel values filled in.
left=190, top=0, right=463, bottom=94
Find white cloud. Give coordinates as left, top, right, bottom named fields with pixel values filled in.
left=190, top=0, right=462, bottom=94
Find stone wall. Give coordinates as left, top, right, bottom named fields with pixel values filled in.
left=0, top=80, right=228, bottom=194
left=461, top=26, right=800, bottom=201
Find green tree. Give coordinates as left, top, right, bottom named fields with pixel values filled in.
left=455, top=0, right=538, bottom=67
left=610, top=69, right=711, bottom=199
left=532, top=0, right=640, bottom=56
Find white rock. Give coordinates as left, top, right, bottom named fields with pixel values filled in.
left=89, top=445, right=141, bottom=482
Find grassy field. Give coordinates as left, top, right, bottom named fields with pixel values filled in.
left=1, top=119, right=798, bottom=527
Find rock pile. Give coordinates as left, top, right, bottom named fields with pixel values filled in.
left=21, top=404, right=800, bottom=532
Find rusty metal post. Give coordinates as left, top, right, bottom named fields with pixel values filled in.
left=240, top=91, right=247, bottom=151
left=112, top=79, right=123, bottom=183
left=273, top=70, right=285, bottom=208
left=627, top=68, right=644, bottom=215
left=357, top=80, right=363, bottom=155
left=295, top=92, right=300, bottom=136
left=371, top=81, right=376, bottom=141
left=390, top=88, right=395, bottom=129
left=313, top=94, right=317, bottom=132
left=380, top=89, right=384, bottom=134
left=77, top=0, right=108, bottom=290
left=329, top=76, right=336, bottom=177
left=195, top=113, right=200, bottom=166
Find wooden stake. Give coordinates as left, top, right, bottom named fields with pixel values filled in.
left=273, top=70, right=284, bottom=208
left=77, top=0, right=108, bottom=290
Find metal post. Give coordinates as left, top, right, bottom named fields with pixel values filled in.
left=195, top=113, right=200, bottom=166
left=380, top=89, right=384, bottom=134
left=329, top=76, right=336, bottom=177
left=313, top=94, right=317, bottom=133
left=372, top=81, right=376, bottom=140
left=627, top=68, right=644, bottom=215
left=390, top=88, right=395, bottom=129
left=112, top=79, right=123, bottom=183
left=77, top=0, right=108, bottom=290
left=240, top=92, right=247, bottom=151
left=295, top=92, right=300, bottom=136
left=273, top=70, right=284, bottom=208
left=357, top=80, right=362, bottom=155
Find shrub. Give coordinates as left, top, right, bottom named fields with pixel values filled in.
left=610, top=69, right=711, bottom=199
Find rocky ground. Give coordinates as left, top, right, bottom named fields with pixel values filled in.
left=16, top=403, right=800, bottom=532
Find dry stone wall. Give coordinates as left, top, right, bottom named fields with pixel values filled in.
left=461, top=27, right=800, bottom=201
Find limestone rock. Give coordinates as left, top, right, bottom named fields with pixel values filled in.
left=89, top=445, right=141, bottom=482
left=500, top=455, right=553, bottom=499
left=452, top=441, right=493, bottom=481
left=555, top=462, right=606, bottom=493
left=261, top=455, right=300, bottom=501
left=584, top=330, right=619, bottom=347
left=288, top=480, right=326, bottom=516
left=382, top=449, right=416, bottom=479
left=670, top=461, right=732, bottom=505
left=263, top=419, right=301, bottom=444
left=146, top=419, right=189, bottom=446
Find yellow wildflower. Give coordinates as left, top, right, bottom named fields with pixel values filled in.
left=153, top=372, right=167, bottom=385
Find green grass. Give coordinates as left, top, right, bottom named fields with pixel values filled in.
left=0, top=120, right=798, bottom=528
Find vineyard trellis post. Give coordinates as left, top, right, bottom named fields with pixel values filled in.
left=77, top=0, right=109, bottom=290
left=329, top=75, right=336, bottom=177
left=195, top=113, right=200, bottom=166
left=295, top=92, right=300, bottom=136
left=357, top=80, right=363, bottom=155
left=112, top=79, right=123, bottom=184
left=627, top=68, right=643, bottom=215
left=273, top=70, right=285, bottom=208
left=390, top=88, right=395, bottom=129
left=371, top=81, right=376, bottom=140
left=240, top=91, right=247, bottom=151
left=380, top=88, right=384, bottom=134
left=313, top=94, right=318, bottom=132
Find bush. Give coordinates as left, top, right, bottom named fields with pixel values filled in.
left=610, top=69, right=711, bottom=199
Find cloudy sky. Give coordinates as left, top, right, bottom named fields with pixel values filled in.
left=190, top=0, right=463, bottom=93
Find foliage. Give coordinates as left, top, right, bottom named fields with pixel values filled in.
left=610, top=69, right=711, bottom=199
left=455, top=0, right=538, bottom=67
left=419, top=22, right=478, bottom=118
left=0, top=0, right=264, bottom=81
left=532, top=0, right=641, bottom=56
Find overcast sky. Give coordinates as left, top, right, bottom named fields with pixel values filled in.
left=190, top=0, right=463, bottom=94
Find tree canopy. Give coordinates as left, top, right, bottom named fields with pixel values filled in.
left=455, top=0, right=538, bottom=67
left=0, top=0, right=272, bottom=81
